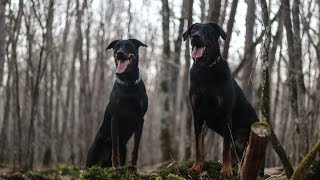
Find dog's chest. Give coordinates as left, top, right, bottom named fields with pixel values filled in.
left=110, top=88, right=147, bottom=112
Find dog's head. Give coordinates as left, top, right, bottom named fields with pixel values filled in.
left=106, top=39, right=147, bottom=74
left=183, top=22, right=227, bottom=65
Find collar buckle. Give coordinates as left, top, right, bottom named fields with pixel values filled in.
left=208, top=56, right=221, bottom=67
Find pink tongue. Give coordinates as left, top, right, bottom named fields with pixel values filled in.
left=116, top=60, right=130, bottom=73
left=192, top=47, right=204, bottom=60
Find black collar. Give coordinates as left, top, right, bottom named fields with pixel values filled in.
left=115, top=74, right=141, bottom=86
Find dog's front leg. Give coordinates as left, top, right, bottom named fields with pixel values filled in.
left=221, top=118, right=233, bottom=177
left=111, top=116, right=120, bottom=168
left=129, top=118, right=144, bottom=171
left=189, top=116, right=205, bottom=173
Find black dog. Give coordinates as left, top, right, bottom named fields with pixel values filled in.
left=86, top=39, right=148, bottom=170
left=183, top=22, right=261, bottom=176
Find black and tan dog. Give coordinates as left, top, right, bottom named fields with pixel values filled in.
left=183, top=22, right=261, bottom=176
left=86, top=39, right=148, bottom=171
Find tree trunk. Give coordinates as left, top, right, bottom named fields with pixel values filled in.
left=0, top=49, right=12, bottom=162
left=184, top=0, right=194, bottom=160
left=240, top=122, right=271, bottom=180
left=291, top=140, right=320, bottom=180
left=282, top=0, right=308, bottom=163
left=0, top=0, right=6, bottom=86
left=199, top=0, right=205, bottom=23
left=222, top=0, right=238, bottom=60
left=76, top=0, right=88, bottom=164
left=292, top=0, right=308, bottom=160
left=42, top=0, right=54, bottom=167
left=160, top=0, right=173, bottom=162
left=11, top=0, right=23, bottom=168
left=57, top=0, right=71, bottom=162
left=173, top=0, right=187, bottom=159
left=219, top=0, right=228, bottom=25
left=241, top=0, right=255, bottom=102
left=207, top=0, right=221, bottom=23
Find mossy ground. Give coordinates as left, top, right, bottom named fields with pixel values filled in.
left=0, top=160, right=267, bottom=179
left=82, top=160, right=265, bottom=180
left=0, top=164, right=81, bottom=180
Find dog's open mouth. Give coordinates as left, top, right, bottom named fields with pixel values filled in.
left=192, top=46, right=206, bottom=60
left=116, top=54, right=135, bottom=74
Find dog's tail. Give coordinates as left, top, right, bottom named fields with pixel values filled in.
left=86, top=137, right=112, bottom=168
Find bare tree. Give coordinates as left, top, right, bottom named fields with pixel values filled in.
left=10, top=0, right=23, bottom=168
left=184, top=0, right=194, bottom=160
left=207, top=0, right=220, bottom=22
left=281, top=0, right=308, bottom=163
left=42, top=0, right=55, bottom=167
left=0, top=0, right=6, bottom=86
left=240, top=0, right=255, bottom=102
left=160, top=0, right=173, bottom=162
left=222, top=0, right=238, bottom=59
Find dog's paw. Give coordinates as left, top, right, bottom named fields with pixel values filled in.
left=112, top=166, right=121, bottom=170
left=128, top=165, right=137, bottom=172
left=220, top=165, right=233, bottom=177
left=189, top=162, right=203, bottom=173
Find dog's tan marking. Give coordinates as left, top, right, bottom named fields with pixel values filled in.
left=191, top=95, right=197, bottom=107
left=189, top=125, right=207, bottom=173
left=221, top=148, right=233, bottom=176
left=216, top=95, right=224, bottom=106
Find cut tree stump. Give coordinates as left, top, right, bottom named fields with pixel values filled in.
left=240, top=122, right=271, bottom=180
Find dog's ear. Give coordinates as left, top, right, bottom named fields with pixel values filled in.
left=208, top=22, right=227, bottom=40
left=106, top=40, right=120, bottom=50
left=129, top=39, right=147, bottom=48
left=183, top=23, right=195, bottom=41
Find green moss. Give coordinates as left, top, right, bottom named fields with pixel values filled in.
left=291, top=139, right=320, bottom=180
left=158, top=160, right=239, bottom=180
left=166, top=173, right=185, bottom=180
left=81, top=166, right=156, bottom=180
left=56, top=164, right=80, bottom=177
left=27, top=171, right=51, bottom=180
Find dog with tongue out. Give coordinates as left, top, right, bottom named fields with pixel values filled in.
left=183, top=22, right=263, bottom=177
left=86, top=39, right=148, bottom=171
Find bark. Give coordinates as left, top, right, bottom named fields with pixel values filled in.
left=207, top=0, right=221, bottom=23
left=127, top=0, right=132, bottom=38
left=160, top=0, right=173, bottom=161
left=26, top=0, right=48, bottom=169
left=173, top=0, right=187, bottom=158
left=199, top=0, right=205, bottom=23
left=241, top=0, right=255, bottom=102
left=43, top=0, right=55, bottom=167
left=282, top=0, right=308, bottom=162
left=84, top=3, right=93, bottom=159
left=10, top=0, right=23, bottom=167
left=222, top=0, right=238, bottom=60
left=57, top=0, right=71, bottom=162
left=291, top=140, right=320, bottom=180
left=76, top=0, right=88, bottom=164
left=0, top=47, right=11, bottom=162
left=184, top=0, right=193, bottom=160
left=219, top=0, right=228, bottom=25
left=0, top=0, right=6, bottom=86
left=292, top=0, right=308, bottom=159
left=240, top=122, right=271, bottom=180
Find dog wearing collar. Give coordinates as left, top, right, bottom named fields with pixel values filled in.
left=86, top=39, right=148, bottom=171
left=183, top=22, right=262, bottom=177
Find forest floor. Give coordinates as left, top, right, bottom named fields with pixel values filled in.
left=0, top=160, right=287, bottom=180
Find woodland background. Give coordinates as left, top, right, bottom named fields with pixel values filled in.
left=0, top=0, right=319, bottom=171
